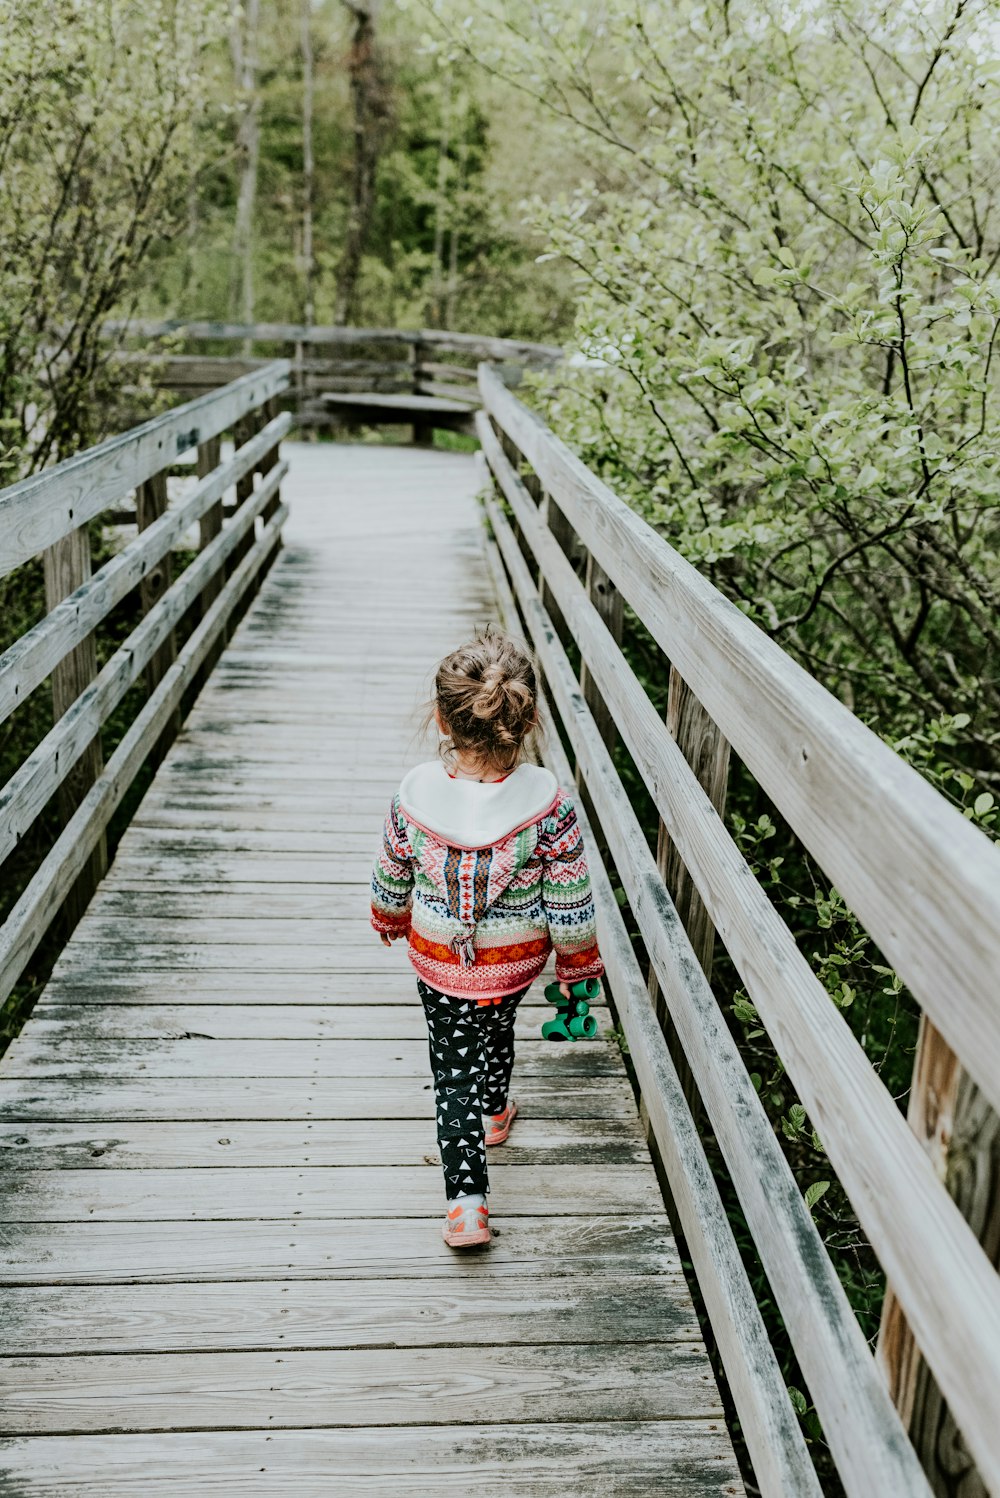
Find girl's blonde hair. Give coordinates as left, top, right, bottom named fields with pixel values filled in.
left=432, top=628, right=539, bottom=776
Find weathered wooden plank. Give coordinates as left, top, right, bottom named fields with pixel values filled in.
left=34, top=971, right=501, bottom=1001
left=63, top=915, right=385, bottom=946
left=107, top=317, right=562, bottom=362
left=0, top=362, right=290, bottom=577
left=0, top=1075, right=634, bottom=1123
left=0, top=1422, right=741, bottom=1496
left=95, top=828, right=380, bottom=856
left=0, top=1216, right=677, bottom=1285
left=44, top=946, right=475, bottom=975
left=322, top=392, right=474, bottom=416
left=0, top=1344, right=715, bottom=1434
left=0, top=1116, right=637, bottom=1171
left=0, top=1164, right=658, bottom=1221
left=0, top=1036, right=616, bottom=1078
left=1, top=1284, right=695, bottom=1356
left=128, top=809, right=395, bottom=834
left=26, top=1004, right=606, bottom=1042
left=65, top=857, right=383, bottom=886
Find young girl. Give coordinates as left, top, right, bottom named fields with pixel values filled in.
left=370, top=629, right=604, bottom=1250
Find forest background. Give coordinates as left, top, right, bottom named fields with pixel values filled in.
left=2, top=0, right=999, bottom=1483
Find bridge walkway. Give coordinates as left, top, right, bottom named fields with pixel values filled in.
left=0, top=441, right=743, bottom=1495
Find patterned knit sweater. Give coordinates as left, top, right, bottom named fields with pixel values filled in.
left=370, top=760, right=604, bottom=1003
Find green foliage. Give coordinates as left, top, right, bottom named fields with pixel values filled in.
left=431, top=0, right=1000, bottom=779
left=0, top=0, right=226, bottom=474
left=147, top=0, right=574, bottom=339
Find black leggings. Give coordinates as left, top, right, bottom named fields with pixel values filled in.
left=418, top=979, right=529, bottom=1199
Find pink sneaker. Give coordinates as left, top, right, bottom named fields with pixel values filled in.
left=442, top=1198, right=491, bottom=1249
left=484, top=1099, right=518, bottom=1146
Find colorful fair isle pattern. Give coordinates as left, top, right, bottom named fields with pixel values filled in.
left=370, top=787, right=603, bottom=1004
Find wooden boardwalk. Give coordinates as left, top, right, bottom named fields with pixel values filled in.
left=0, top=442, right=743, bottom=1495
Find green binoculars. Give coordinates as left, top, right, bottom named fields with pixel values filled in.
left=541, top=978, right=601, bottom=1042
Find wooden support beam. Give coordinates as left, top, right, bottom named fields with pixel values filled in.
left=878, top=1020, right=1000, bottom=1497
left=232, top=413, right=259, bottom=569
left=258, top=397, right=283, bottom=525
left=135, top=469, right=175, bottom=695
left=195, top=434, right=225, bottom=684
left=580, top=554, right=623, bottom=753
left=41, top=525, right=107, bottom=924
left=196, top=435, right=224, bottom=611
left=649, top=668, right=731, bottom=1113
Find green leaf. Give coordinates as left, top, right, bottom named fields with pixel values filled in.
left=805, top=1180, right=830, bottom=1211
left=787, top=1385, right=808, bottom=1416
left=776, top=246, right=796, bottom=268
left=974, top=792, right=995, bottom=817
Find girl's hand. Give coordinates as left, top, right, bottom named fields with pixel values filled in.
left=379, top=933, right=392, bottom=947
left=559, top=980, right=601, bottom=999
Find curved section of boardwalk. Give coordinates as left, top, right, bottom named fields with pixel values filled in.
left=0, top=443, right=743, bottom=1495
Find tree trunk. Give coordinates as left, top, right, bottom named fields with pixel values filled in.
left=446, top=119, right=466, bottom=330
left=335, top=0, right=388, bottom=325
left=230, top=0, right=261, bottom=350
left=301, top=0, right=315, bottom=326
left=430, top=89, right=450, bottom=328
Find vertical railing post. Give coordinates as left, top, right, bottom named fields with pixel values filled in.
left=195, top=433, right=226, bottom=686
left=412, top=336, right=433, bottom=446
left=294, top=338, right=307, bottom=431
left=877, top=1021, right=1000, bottom=1496
left=135, top=467, right=176, bottom=694
left=42, top=524, right=108, bottom=922
left=580, top=554, right=623, bottom=752
left=231, top=406, right=263, bottom=568
left=259, top=394, right=283, bottom=526
left=197, top=434, right=224, bottom=611
left=648, top=667, right=730, bottom=1112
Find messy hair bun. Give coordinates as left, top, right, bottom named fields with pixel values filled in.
left=433, top=628, right=539, bottom=775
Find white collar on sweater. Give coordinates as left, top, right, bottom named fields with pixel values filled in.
left=398, top=760, right=559, bottom=849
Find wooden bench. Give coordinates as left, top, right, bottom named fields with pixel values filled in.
left=320, top=391, right=477, bottom=444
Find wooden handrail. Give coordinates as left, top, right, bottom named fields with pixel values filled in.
left=483, top=463, right=931, bottom=1497
left=0, top=457, right=288, bottom=868
left=477, top=364, right=1000, bottom=1495
left=99, top=321, right=558, bottom=436
left=0, top=412, right=290, bottom=729
left=0, top=362, right=290, bottom=578
left=478, top=365, right=1000, bottom=1118
left=0, top=363, right=290, bottom=1004
left=0, top=503, right=286, bottom=1002
left=102, top=318, right=562, bottom=364
left=481, top=481, right=823, bottom=1496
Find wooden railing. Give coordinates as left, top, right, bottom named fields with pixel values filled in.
left=476, top=364, right=1000, bottom=1498
left=0, top=360, right=291, bottom=1008
left=102, top=319, right=561, bottom=430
